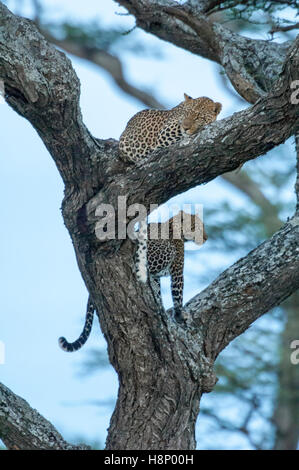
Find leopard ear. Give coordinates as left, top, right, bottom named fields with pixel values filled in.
left=215, top=102, right=222, bottom=114
left=184, top=93, right=192, bottom=101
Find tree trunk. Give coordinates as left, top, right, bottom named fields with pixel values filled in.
left=61, top=212, right=216, bottom=449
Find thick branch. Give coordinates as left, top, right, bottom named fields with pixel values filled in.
left=115, top=0, right=292, bottom=102
left=0, top=382, right=89, bottom=450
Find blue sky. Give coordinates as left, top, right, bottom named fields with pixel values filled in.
left=0, top=0, right=297, bottom=449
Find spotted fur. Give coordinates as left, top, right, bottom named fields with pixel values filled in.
left=135, top=211, right=208, bottom=322
left=136, top=218, right=148, bottom=283
left=59, top=297, right=96, bottom=352
left=119, top=93, right=222, bottom=163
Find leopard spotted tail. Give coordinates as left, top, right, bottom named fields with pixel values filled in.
left=59, top=297, right=96, bottom=352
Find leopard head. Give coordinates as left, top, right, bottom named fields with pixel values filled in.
left=181, top=93, right=222, bottom=135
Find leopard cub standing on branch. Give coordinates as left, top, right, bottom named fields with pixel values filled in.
left=59, top=212, right=207, bottom=352
left=136, top=211, right=208, bottom=323
left=119, top=93, right=222, bottom=163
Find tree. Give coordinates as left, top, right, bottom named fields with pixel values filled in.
left=0, top=0, right=298, bottom=450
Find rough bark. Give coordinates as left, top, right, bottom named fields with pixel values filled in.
left=0, top=383, right=89, bottom=450
left=115, top=0, right=292, bottom=103
left=0, top=1, right=298, bottom=450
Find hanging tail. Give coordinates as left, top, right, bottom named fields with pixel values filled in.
left=59, top=297, right=96, bottom=352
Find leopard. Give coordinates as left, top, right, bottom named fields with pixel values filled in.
left=59, top=211, right=207, bottom=352
left=136, top=211, right=208, bottom=323
left=119, top=93, right=222, bottom=163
